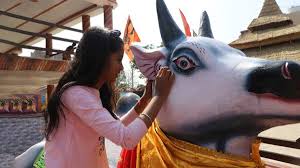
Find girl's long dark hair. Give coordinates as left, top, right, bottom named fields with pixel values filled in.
left=45, top=27, right=123, bottom=140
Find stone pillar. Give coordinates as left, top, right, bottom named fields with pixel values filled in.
left=82, top=15, right=90, bottom=32
left=36, top=94, right=42, bottom=112
left=104, top=5, right=113, bottom=30
left=45, top=33, right=52, bottom=57
left=47, top=84, right=54, bottom=104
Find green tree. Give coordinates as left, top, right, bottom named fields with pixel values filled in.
left=115, top=71, right=129, bottom=92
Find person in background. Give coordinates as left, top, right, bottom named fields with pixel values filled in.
left=62, top=42, right=76, bottom=60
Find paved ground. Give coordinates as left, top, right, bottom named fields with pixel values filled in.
left=0, top=116, right=44, bottom=168
left=259, top=123, right=300, bottom=168
left=106, top=140, right=121, bottom=168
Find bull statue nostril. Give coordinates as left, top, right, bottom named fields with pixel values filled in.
left=287, top=61, right=300, bottom=81
left=281, top=62, right=292, bottom=80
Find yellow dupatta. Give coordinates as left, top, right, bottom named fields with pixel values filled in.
left=136, top=121, right=265, bottom=168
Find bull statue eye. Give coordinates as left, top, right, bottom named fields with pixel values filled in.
left=173, top=56, right=196, bottom=71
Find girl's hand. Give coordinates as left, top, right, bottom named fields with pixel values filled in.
left=134, top=80, right=152, bottom=114
left=140, top=80, right=152, bottom=103
left=153, top=67, right=175, bottom=101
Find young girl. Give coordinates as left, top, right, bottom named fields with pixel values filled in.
left=44, top=27, right=174, bottom=168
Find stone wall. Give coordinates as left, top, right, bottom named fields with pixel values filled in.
left=243, top=40, right=300, bottom=62
left=0, top=115, right=44, bottom=168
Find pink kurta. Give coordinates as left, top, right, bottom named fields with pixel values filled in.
left=45, top=85, right=147, bottom=168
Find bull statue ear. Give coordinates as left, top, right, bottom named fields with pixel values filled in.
left=157, top=0, right=186, bottom=50
left=131, top=45, right=166, bottom=80
left=198, top=11, right=214, bottom=38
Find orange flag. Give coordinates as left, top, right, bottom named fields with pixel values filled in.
left=179, top=9, right=191, bottom=37
left=123, top=16, right=141, bottom=61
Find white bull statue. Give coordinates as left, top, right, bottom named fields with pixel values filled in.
left=130, top=0, right=300, bottom=157
left=118, top=0, right=300, bottom=167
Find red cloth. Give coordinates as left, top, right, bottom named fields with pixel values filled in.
left=117, top=147, right=137, bottom=168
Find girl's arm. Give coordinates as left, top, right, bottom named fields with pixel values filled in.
left=63, top=87, right=148, bottom=150
left=63, top=68, right=174, bottom=149
left=120, top=81, right=152, bottom=126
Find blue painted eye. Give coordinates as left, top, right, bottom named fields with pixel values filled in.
left=173, top=56, right=196, bottom=71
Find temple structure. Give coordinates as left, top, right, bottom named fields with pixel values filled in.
left=230, top=0, right=300, bottom=61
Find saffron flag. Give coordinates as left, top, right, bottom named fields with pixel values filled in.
left=123, top=16, right=141, bottom=61
left=179, top=9, right=191, bottom=37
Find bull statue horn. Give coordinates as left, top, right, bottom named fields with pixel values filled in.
left=198, top=11, right=214, bottom=38
left=157, top=0, right=186, bottom=50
